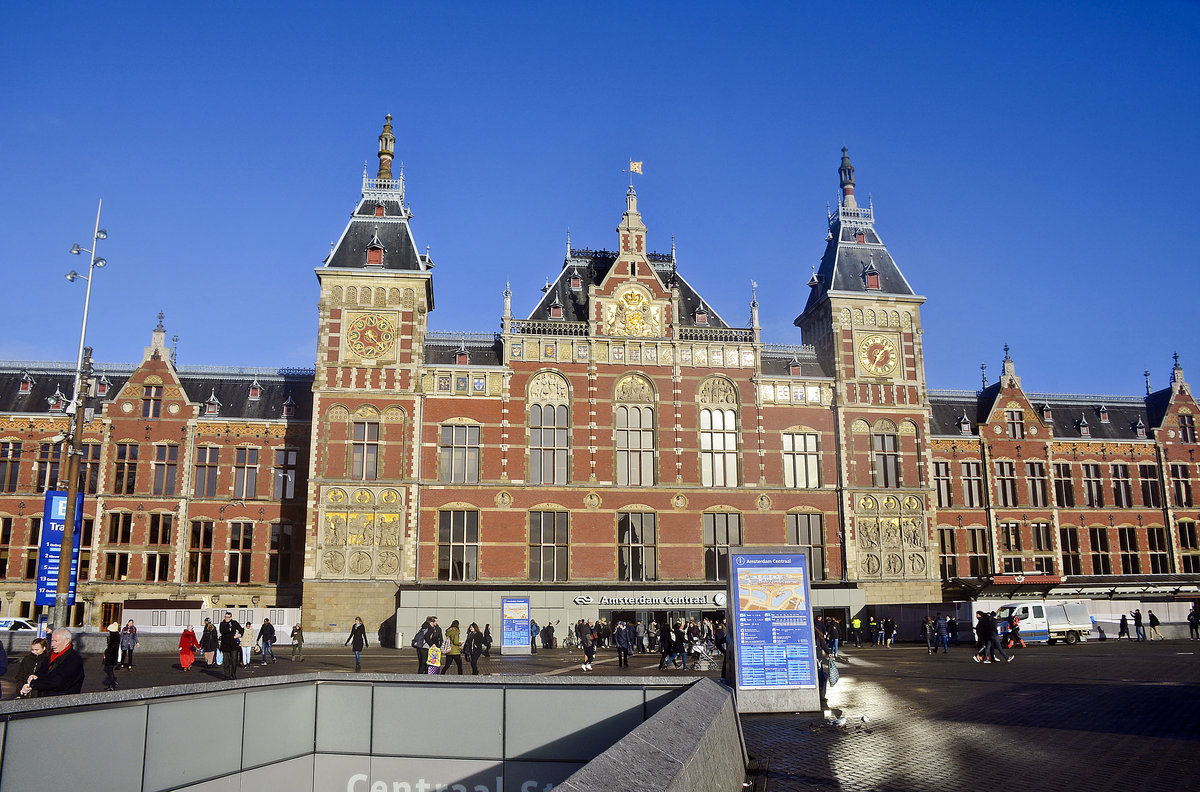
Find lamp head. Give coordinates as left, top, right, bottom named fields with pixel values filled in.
left=65, top=271, right=79, bottom=282
left=95, top=229, right=107, bottom=240
left=70, top=244, right=83, bottom=255
left=94, top=258, right=107, bottom=268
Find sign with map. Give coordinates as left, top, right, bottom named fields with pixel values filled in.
left=500, top=597, right=531, bottom=649
left=729, top=552, right=816, bottom=690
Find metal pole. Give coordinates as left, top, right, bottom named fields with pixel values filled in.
left=52, top=199, right=102, bottom=630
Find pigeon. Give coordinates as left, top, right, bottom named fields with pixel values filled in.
left=860, top=715, right=870, bottom=724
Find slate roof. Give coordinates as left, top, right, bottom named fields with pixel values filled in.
left=179, top=371, right=314, bottom=421
left=525, top=249, right=737, bottom=331
left=424, top=332, right=504, bottom=367
left=325, top=196, right=424, bottom=272
left=929, top=389, right=1154, bottom=440
left=760, top=345, right=831, bottom=378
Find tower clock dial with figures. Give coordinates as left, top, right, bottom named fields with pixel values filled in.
left=857, top=334, right=898, bottom=376
left=346, top=313, right=396, bottom=358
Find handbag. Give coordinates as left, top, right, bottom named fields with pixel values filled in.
left=827, top=658, right=840, bottom=687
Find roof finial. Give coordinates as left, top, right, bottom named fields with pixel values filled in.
left=156, top=311, right=165, bottom=332
left=671, top=234, right=676, bottom=262
left=566, top=228, right=571, bottom=259
left=980, top=362, right=988, bottom=389
left=377, top=114, right=395, bottom=180
left=839, top=147, right=857, bottom=210
left=1144, top=369, right=1152, bottom=396
left=1003, top=343, right=1011, bottom=362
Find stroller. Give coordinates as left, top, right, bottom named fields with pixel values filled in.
left=690, top=639, right=718, bottom=671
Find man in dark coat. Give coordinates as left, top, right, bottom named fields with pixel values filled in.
left=22, top=628, right=84, bottom=696
left=218, top=612, right=245, bottom=680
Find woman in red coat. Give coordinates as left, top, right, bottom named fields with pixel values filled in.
left=178, top=626, right=200, bottom=671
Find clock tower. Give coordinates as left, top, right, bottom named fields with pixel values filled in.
left=795, top=149, right=939, bottom=603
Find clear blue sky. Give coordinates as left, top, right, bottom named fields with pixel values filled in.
left=2, top=2, right=1197, bottom=397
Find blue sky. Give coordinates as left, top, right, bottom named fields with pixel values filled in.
left=2, top=2, right=1197, bottom=396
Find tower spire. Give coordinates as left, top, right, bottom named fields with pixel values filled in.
left=377, top=114, right=395, bottom=180
left=839, top=146, right=857, bottom=210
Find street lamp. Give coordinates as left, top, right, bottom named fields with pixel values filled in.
left=52, top=199, right=107, bottom=631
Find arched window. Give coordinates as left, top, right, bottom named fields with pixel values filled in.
left=700, top=408, right=738, bottom=487
left=529, top=404, right=568, bottom=485
left=616, top=405, right=654, bottom=485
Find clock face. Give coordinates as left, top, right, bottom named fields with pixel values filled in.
left=858, top=334, right=898, bottom=376
left=346, top=313, right=396, bottom=358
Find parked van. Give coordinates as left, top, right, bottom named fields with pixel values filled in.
left=995, top=600, right=1094, bottom=645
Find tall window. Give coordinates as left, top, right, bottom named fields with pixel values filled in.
left=234, top=448, right=259, bottom=498
left=107, top=513, right=132, bottom=544
left=703, top=512, right=742, bottom=581
left=787, top=513, right=825, bottom=582
left=967, top=527, right=990, bottom=576
left=103, top=552, right=130, bottom=581
left=352, top=422, right=379, bottom=481
left=1054, top=463, right=1075, bottom=508
left=938, top=527, right=957, bottom=579
left=1032, top=522, right=1052, bottom=551
left=77, top=518, right=93, bottom=582
left=269, top=522, right=299, bottom=584
left=529, top=511, right=569, bottom=581
left=437, top=510, right=479, bottom=581
left=36, top=443, right=61, bottom=492
left=142, top=385, right=163, bottom=418
left=934, top=462, right=952, bottom=508
left=1147, top=525, right=1172, bottom=574
left=1117, top=526, right=1140, bottom=574
left=529, top=404, right=568, bottom=485
left=1140, top=464, right=1162, bottom=508
left=783, top=433, right=820, bottom=489
left=872, top=434, right=900, bottom=488
left=1082, top=464, right=1104, bottom=507
left=1000, top=522, right=1022, bottom=552
left=24, top=518, right=41, bottom=579
left=149, top=513, right=172, bottom=545
left=1171, top=463, right=1193, bottom=507
left=1060, top=527, right=1082, bottom=575
left=1005, top=410, right=1025, bottom=439
left=1179, top=520, right=1200, bottom=573
left=112, top=443, right=138, bottom=495
left=617, top=511, right=657, bottom=581
left=228, top=522, right=253, bottom=583
left=273, top=449, right=298, bottom=499
left=187, top=521, right=214, bottom=582
left=439, top=425, right=479, bottom=483
left=0, top=518, right=11, bottom=577
left=194, top=447, right=219, bottom=497
left=145, top=553, right=170, bottom=582
left=152, top=445, right=178, bottom=496
left=1111, top=464, right=1132, bottom=508
left=961, top=462, right=983, bottom=508
left=995, top=461, right=1018, bottom=507
left=0, top=442, right=21, bottom=492
left=1026, top=461, right=1048, bottom=507
left=79, top=443, right=101, bottom=495
left=1180, top=413, right=1197, bottom=443
left=700, top=408, right=738, bottom=487
left=1088, top=527, right=1112, bottom=574
left=616, top=406, right=655, bottom=486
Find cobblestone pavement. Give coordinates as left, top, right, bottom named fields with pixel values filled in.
left=741, top=639, right=1200, bottom=792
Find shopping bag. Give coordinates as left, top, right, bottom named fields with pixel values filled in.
left=427, top=645, right=443, bottom=674
left=215, top=649, right=223, bottom=664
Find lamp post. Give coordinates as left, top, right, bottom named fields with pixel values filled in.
left=52, top=200, right=107, bottom=630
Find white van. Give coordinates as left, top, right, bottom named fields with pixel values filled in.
left=0, top=618, right=37, bottom=632
left=995, top=600, right=1094, bottom=645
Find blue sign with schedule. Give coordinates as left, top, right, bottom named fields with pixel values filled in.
left=34, top=490, right=84, bottom=607
left=729, top=552, right=817, bottom=690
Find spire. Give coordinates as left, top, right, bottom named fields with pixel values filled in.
left=1145, top=369, right=1152, bottom=396
left=1171, top=352, right=1188, bottom=394
left=377, top=114, right=395, bottom=180
left=1000, top=343, right=1020, bottom=388
left=839, top=146, right=857, bottom=210
left=617, top=184, right=648, bottom=258
left=566, top=228, right=571, bottom=259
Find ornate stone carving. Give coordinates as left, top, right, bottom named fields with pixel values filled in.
left=698, top=377, right=737, bottom=405
left=323, top=512, right=347, bottom=545
left=347, top=513, right=374, bottom=545
left=322, top=551, right=345, bottom=573
left=616, top=375, right=653, bottom=403
left=528, top=372, right=569, bottom=403
left=353, top=489, right=374, bottom=506
left=909, top=553, right=927, bottom=575
left=605, top=288, right=662, bottom=337
left=495, top=490, right=513, bottom=508
left=672, top=494, right=688, bottom=510
left=882, top=518, right=901, bottom=546
left=584, top=492, right=601, bottom=510
left=349, top=551, right=372, bottom=575
left=886, top=553, right=904, bottom=576
left=327, top=406, right=349, bottom=422
left=861, top=553, right=880, bottom=576
left=756, top=494, right=772, bottom=512
left=384, top=407, right=405, bottom=424
left=377, top=513, right=401, bottom=546
left=381, top=489, right=401, bottom=507
left=377, top=551, right=399, bottom=576
left=403, top=288, right=415, bottom=309
left=326, top=488, right=347, bottom=505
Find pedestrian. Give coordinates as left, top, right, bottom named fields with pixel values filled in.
left=239, top=630, right=252, bottom=669
left=873, top=617, right=883, bottom=646
left=648, top=621, right=659, bottom=652
left=102, top=624, right=120, bottom=690
left=935, top=613, right=950, bottom=654
left=291, top=622, right=305, bottom=661
left=345, top=616, right=368, bottom=671
left=1148, top=610, right=1163, bottom=640
left=442, top=619, right=464, bottom=674
left=1133, top=609, right=1146, bottom=642
left=199, top=618, right=219, bottom=667
left=14, top=637, right=49, bottom=698
left=973, top=611, right=1012, bottom=663
left=580, top=618, right=597, bottom=671
left=1008, top=615, right=1026, bottom=649
left=219, top=612, right=245, bottom=680
left=21, top=628, right=85, bottom=696
left=1188, top=606, right=1199, bottom=640
left=614, top=620, right=633, bottom=668
left=947, top=616, right=959, bottom=645
left=529, top=618, right=539, bottom=654
left=714, top=619, right=727, bottom=654
left=178, top=625, right=200, bottom=672
left=413, top=616, right=441, bottom=673
left=635, top=620, right=647, bottom=653
left=257, top=618, right=278, bottom=664
left=661, top=620, right=689, bottom=671
left=119, top=619, right=138, bottom=670
left=1117, top=614, right=1131, bottom=640
left=482, top=624, right=493, bottom=657
left=851, top=615, right=863, bottom=648
left=463, top=623, right=485, bottom=675
left=922, top=616, right=936, bottom=655
left=883, top=618, right=895, bottom=648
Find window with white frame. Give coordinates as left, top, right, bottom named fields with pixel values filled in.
left=529, top=404, right=568, bottom=485
left=615, top=405, right=655, bottom=486
left=783, top=432, right=820, bottom=488
left=700, top=408, right=738, bottom=487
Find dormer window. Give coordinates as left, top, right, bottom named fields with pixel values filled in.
left=1098, top=405, right=1109, bottom=424
left=695, top=305, right=709, bottom=326
left=549, top=295, right=564, bottom=320
left=282, top=395, right=296, bottom=419
left=366, top=228, right=385, bottom=267
left=569, top=274, right=582, bottom=291
left=205, top=390, right=221, bottom=416
left=19, top=371, right=33, bottom=395
left=855, top=230, right=866, bottom=244
left=47, top=386, right=67, bottom=412
left=1041, top=403, right=1053, bottom=422
left=789, top=357, right=803, bottom=376
left=97, top=376, right=110, bottom=397
left=374, top=203, right=385, bottom=218
left=1134, top=418, right=1147, bottom=439
left=865, top=272, right=880, bottom=290
left=248, top=380, right=262, bottom=401
left=455, top=344, right=470, bottom=366
left=1078, top=415, right=1090, bottom=437
left=958, top=412, right=972, bottom=436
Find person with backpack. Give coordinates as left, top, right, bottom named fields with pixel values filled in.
left=1148, top=610, right=1164, bottom=640
left=580, top=619, right=596, bottom=671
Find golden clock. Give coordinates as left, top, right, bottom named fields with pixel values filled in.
left=346, top=313, right=396, bottom=358
left=858, top=334, right=898, bottom=376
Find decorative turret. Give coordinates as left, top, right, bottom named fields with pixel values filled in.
left=617, top=186, right=648, bottom=258
left=1170, top=351, right=1188, bottom=394
left=1000, top=343, right=1021, bottom=388
left=377, top=114, right=396, bottom=180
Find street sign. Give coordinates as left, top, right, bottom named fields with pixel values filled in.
left=34, top=490, right=83, bottom=607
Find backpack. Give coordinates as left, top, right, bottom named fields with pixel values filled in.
left=411, top=626, right=427, bottom=649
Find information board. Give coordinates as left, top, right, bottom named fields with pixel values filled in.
left=35, top=490, right=84, bottom=607
left=729, top=551, right=816, bottom=690
left=500, top=597, right=530, bottom=648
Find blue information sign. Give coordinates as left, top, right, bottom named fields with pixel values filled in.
left=500, top=597, right=530, bottom=648
left=729, top=552, right=816, bottom=689
left=35, top=490, right=84, bottom=607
